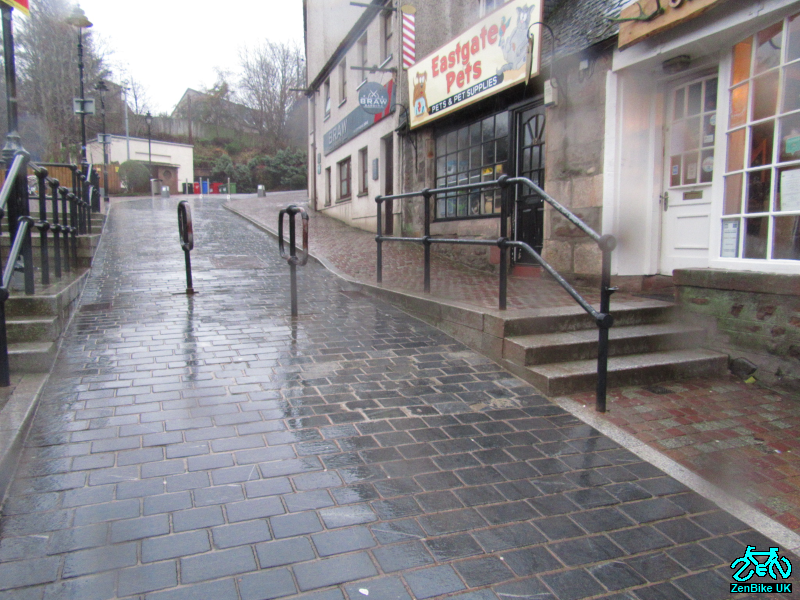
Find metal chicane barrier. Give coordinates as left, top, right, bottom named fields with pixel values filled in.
left=278, top=205, right=309, bottom=318
left=178, top=200, right=195, bottom=295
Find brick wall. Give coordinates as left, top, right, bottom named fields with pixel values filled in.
left=675, top=269, right=800, bottom=389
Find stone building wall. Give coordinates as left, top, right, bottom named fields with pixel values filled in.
left=541, top=49, right=612, bottom=284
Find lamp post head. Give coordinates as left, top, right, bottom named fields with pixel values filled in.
left=145, top=111, right=152, bottom=126
left=66, top=5, right=93, bottom=29
left=95, top=79, right=108, bottom=93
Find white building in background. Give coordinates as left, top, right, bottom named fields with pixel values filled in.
left=87, top=135, right=194, bottom=194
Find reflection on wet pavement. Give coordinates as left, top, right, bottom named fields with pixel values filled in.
left=0, top=197, right=796, bottom=600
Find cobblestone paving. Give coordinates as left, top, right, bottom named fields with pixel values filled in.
left=0, top=196, right=796, bottom=599
left=232, top=193, right=800, bottom=540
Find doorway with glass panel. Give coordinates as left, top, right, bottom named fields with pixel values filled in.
left=513, top=103, right=546, bottom=264
left=660, top=74, right=719, bottom=274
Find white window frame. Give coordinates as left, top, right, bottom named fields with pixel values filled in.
left=710, top=13, right=800, bottom=271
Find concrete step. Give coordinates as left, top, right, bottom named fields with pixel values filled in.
left=7, top=342, right=57, bottom=372
left=504, top=322, right=707, bottom=366
left=510, top=348, right=728, bottom=396
left=497, top=299, right=676, bottom=337
left=0, top=233, right=100, bottom=269
left=5, top=270, right=89, bottom=318
left=6, top=316, right=59, bottom=344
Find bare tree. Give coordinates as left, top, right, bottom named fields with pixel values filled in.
left=238, top=41, right=304, bottom=151
left=119, top=73, right=151, bottom=137
left=15, top=0, right=111, bottom=161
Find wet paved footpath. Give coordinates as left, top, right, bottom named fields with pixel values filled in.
left=0, top=197, right=796, bottom=600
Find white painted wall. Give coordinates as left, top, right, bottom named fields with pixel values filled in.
left=307, top=1, right=400, bottom=232
left=87, top=136, right=195, bottom=184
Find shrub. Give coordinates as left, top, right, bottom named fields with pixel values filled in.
left=119, top=160, right=151, bottom=193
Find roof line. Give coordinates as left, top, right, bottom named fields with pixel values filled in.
left=306, top=0, right=391, bottom=95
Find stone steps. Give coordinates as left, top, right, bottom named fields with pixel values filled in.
left=504, top=322, right=707, bottom=366
left=7, top=342, right=58, bottom=372
left=510, top=348, right=728, bottom=396
left=499, top=300, right=727, bottom=395
left=1, top=270, right=90, bottom=373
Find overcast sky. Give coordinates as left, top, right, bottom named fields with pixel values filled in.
left=74, top=0, right=305, bottom=114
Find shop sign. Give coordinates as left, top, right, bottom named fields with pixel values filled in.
left=407, top=0, right=542, bottom=130
left=323, top=80, right=395, bottom=156
left=358, top=82, right=390, bottom=115
left=0, top=0, right=29, bottom=15
left=618, top=0, right=727, bottom=50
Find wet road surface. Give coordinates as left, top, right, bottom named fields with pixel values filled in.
left=0, top=196, right=795, bottom=599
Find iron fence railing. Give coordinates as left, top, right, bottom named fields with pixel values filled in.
left=0, top=151, right=95, bottom=386
left=375, top=175, right=617, bottom=412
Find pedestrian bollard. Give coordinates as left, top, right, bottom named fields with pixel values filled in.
left=278, top=205, right=309, bottom=317
left=178, top=200, right=195, bottom=294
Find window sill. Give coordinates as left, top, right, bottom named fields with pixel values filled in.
left=336, top=197, right=352, bottom=204
left=357, top=191, right=369, bottom=197
left=324, top=113, right=331, bottom=122
left=339, top=98, right=347, bottom=107
left=433, top=213, right=500, bottom=223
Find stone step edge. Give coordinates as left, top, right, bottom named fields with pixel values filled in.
left=504, top=323, right=708, bottom=367
left=504, top=348, right=728, bottom=396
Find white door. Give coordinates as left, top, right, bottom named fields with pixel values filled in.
left=660, top=75, right=719, bottom=275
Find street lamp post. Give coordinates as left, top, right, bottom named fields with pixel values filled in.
left=95, top=80, right=109, bottom=203
left=66, top=5, right=92, bottom=168
left=1, top=5, right=21, bottom=165
left=145, top=111, right=153, bottom=195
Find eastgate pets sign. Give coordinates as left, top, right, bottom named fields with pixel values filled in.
left=407, top=0, right=542, bottom=129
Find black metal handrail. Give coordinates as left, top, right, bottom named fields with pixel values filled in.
left=178, top=200, right=195, bottom=295
left=0, top=151, right=92, bottom=386
left=278, top=205, right=309, bottom=318
left=375, top=176, right=617, bottom=412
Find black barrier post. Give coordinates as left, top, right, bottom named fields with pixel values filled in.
left=178, top=200, right=195, bottom=294
left=278, top=205, right=309, bottom=317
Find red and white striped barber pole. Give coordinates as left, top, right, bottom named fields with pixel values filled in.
left=402, top=11, right=415, bottom=69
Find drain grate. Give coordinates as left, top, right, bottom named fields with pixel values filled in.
left=644, top=384, right=674, bottom=395
left=80, top=302, right=112, bottom=312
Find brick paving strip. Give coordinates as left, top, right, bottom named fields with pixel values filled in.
left=0, top=195, right=797, bottom=599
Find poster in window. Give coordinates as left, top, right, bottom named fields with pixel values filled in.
left=780, top=168, right=800, bottom=211
left=721, top=220, right=739, bottom=258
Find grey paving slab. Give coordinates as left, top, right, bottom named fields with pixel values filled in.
left=0, top=196, right=796, bottom=600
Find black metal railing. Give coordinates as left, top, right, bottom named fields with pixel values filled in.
left=278, top=205, right=309, bottom=318
left=178, top=200, right=195, bottom=295
left=0, top=151, right=94, bottom=386
left=375, top=175, right=617, bottom=412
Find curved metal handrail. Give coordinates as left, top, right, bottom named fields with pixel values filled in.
left=374, top=176, right=617, bottom=412
left=1, top=216, right=32, bottom=290
left=0, top=152, right=29, bottom=212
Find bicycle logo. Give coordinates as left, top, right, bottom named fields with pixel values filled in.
left=731, top=546, right=792, bottom=582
